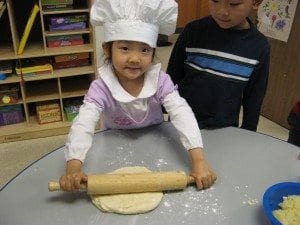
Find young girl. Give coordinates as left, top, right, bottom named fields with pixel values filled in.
left=59, top=0, right=216, bottom=192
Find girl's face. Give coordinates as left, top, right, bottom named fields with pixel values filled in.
left=208, top=0, right=261, bottom=29
left=105, top=41, right=154, bottom=83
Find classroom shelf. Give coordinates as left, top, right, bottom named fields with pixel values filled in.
left=0, top=0, right=96, bottom=143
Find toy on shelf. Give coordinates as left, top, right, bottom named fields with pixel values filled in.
left=15, top=58, right=53, bottom=77
left=0, top=84, right=19, bottom=104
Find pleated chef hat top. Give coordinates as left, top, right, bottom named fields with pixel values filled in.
left=90, top=0, right=178, bottom=48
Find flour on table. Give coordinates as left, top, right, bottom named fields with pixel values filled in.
left=90, top=166, right=163, bottom=214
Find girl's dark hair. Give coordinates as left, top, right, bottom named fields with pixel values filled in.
left=102, top=41, right=156, bottom=64
left=103, top=42, right=113, bottom=64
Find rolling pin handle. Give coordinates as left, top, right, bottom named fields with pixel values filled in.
left=187, top=175, right=195, bottom=184
left=48, top=181, right=61, bottom=191
left=48, top=181, right=87, bottom=192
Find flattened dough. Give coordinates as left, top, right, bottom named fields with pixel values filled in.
left=91, top=166, right=163, bottom=214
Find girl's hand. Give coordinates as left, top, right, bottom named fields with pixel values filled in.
left=59, top=172, right=88, bottom=192
left=189, top=148, right=217, bottom=189
left=59, top=159, right=88, bottom=192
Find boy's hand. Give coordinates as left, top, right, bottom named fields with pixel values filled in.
left=59, top=159, right=88, bottom=192
left=189, top=148, right=217, bottom=189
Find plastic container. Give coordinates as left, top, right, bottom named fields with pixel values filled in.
left=0, top=73, right=7, bottom=80
left=262, top=182, right=300, bottom=225
left=64, top=99, right=81, bottom=122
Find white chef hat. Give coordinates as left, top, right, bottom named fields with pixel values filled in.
left=90, top=0, right=178, bottom=48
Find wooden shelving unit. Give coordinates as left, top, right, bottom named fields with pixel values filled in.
left=0, top=0, right=96, bottom=143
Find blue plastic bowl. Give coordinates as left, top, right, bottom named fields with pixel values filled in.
left=262, top=182, right=300, bottom=225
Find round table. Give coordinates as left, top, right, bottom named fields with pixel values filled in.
left=0, top=122, right=299, bottom=225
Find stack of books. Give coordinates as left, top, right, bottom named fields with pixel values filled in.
left=48, top=14, right=87, bottom=31
left=41, top=0, right=73, bottom=11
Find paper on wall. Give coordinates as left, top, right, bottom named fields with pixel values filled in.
left=257, top=0, right=299, bottom=42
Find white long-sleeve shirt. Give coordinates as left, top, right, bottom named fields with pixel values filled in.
left=65, top=63, right=203, bottom=162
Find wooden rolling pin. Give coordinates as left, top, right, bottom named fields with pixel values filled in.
left=48, top=171, right=195, bottom=195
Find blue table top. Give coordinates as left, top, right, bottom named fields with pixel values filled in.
left=0, top=122, right=299, bottom=225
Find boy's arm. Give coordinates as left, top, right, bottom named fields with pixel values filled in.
left=166, top=26, right=189, bottom=85
left=241, top=45, right=270, bottom=131
left=288, top=102, right=300, bottom=129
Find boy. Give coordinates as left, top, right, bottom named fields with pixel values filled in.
left=287, top=101, right=300, bottom=147
left=167, top=0, right=270, bottom=131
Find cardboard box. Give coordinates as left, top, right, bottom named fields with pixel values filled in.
left=42, top=4, right=73, bottom=11
left=36, top=102, right=61, bottom=124
left=47, top=38, right=84, bottom=48
left=41, top=0, right=73, bottom=11
left=54, top=52, right=89, bottom=63
left=41, top=0, right=73, bottom=4
left=46, top=34, right=84, bottom=48
left=48, top=15, right=87, bottom=25
left=53, top=58, right=89, bottom=69
left=0, top=105, right=24, bottom=126
left=49, top=22, right=86, bottom=31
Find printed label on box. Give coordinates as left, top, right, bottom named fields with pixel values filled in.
left=36, top=103, right=62, bottom=124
